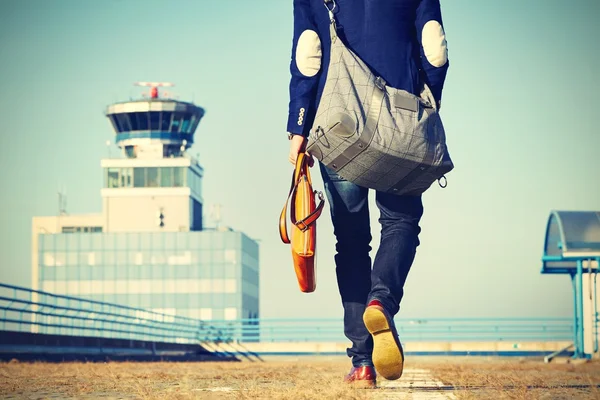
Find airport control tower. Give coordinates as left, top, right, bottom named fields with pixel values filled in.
left=32, top=83, right=260, bottom=322
left=103, top=82, right=205, bottom=232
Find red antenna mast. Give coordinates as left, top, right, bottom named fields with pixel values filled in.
left=134, top=82, right=174, bottom=99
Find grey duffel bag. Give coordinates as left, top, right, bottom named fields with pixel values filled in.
left=306, top=14, right=454, bottom=196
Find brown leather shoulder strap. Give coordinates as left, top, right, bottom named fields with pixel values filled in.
left=292, top=192, right=325, bottom=232
left=279, top=168, right=297, bottom=244
left=279, top=153, right=323, bottom=243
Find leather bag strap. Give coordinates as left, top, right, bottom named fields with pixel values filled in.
left=279, top=153, right=325, bottom=244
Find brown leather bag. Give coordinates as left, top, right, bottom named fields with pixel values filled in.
left=279, top=152, right=325, bottom=293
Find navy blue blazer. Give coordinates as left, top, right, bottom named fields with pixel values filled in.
left=287, top=0, right=449, bottom=136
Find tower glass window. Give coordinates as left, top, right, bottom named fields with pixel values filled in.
left=174, top=167, right=185, bottom=187
left=161, top=112, right=172, bottom=131
left=125, top=146, right=136, bottom=158
left=108, top=167, right=189, bottom=188
left=114, top=114, right=132, bottom=132
left=120, top=168, right=132, bottom=187
left=129, top=113, right=140, bottom=131
left=107, top=168, right=119, bottom=188
left=110, top=115, right=123, bottom=133
left=149, top=112, right=161, bottom=131
left=146, top=168, right=159, bottom=187
left=137, top=112, right=149, bottom=131
left=181, top=116, right=191, bottom=133
left=161, top=167, right=173, bottom=187
left=133, top=168, right=146, bottom=187
left=171, top=112, right=185, bottom=133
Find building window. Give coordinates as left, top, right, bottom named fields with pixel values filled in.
left=146, top=167, right=159, bottom=187
left=161, top=167, right=173, bottom=187
left=43, top=253, right=56, bottom=267
left=62, top=226, right=103, bottom=234
left=54, top=253, right=66, bottom=267
left=189, top=115, right=197, bottom=134
left=200, top=308, right=212, bottom=320
left=116, top=113, right=132, bottom=132
left=188, top=170, right=202, bottom=197
left=109, top=115, right=123, bottom=133
left=212, top=279, right=225, bottom=293
left=120, top=168, right=133, bottom=187
left=174, top=167, right=184, bottom=187
left=127, top=112, right=149, bottom=131
left=181, top=116, right=191, bottom=133
left=224, top=308, right=237, bottom=321
left=171, top=112, right=184, bottom=133
left=107, top=168, right=119, bottom=188
left=67, top=281, right=79, bottom=295
left=42, top=281, right=56, bottom=293
left=54, top=281, right=66, bottom=294
left=133, top=167, right=146, bottom=187
left=130, top=167, right=186, bottom=188
left=104, top=167, right=133, bottom=189
left=161, top=112, right=173, bottom=131
left=167, top=251, right=191, bottom=266
left=225, top=279, right=236, bottom=293
left=224, top=250, right=236, bottom=264
left=149, top=111, right=161, bottom=131
left=191, top=199, right=202, bottom=231
left=125, top=146, right=136, bottom=158
left=199, top=279, right=211, bottom=293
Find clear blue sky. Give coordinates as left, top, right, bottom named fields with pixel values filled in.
left=0, top=0, right=598, bottom=319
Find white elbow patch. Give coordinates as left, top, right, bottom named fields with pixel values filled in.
left=296, top=30, right=322, bottom=77
left=422, top=20, right=448, bottom=68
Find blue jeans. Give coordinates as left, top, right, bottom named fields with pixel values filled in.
left=319, top=163, right=424, bottom=367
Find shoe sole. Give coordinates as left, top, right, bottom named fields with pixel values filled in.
left=363, top=307, right=403, bottom=380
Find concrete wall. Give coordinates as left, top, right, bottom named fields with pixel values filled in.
left=102, top=188, right=191, bottom=232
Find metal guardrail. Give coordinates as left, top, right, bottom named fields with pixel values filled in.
left=0, top=283, right=573, bottom=344
left=0, top=283, right=227, bottom=344
left=205, top=318, right=573, bottom=343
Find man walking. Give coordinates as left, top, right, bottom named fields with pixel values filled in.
left=286, top=0, right=449, bottom=387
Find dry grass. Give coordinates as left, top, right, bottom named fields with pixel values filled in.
left=421, top=357, right=600, bottom=400
left=0, top=357, right=599, bottom=399
left=0, top=359, right=370, bottom=400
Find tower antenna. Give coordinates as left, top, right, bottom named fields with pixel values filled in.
left=134, top=82, right=174, bottom=99
left=58, top=186, right=68, bottom=216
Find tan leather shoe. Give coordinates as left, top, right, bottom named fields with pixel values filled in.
left=363, top=299, right=404, bottom=380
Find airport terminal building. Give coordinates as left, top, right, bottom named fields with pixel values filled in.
left=31, top=83, right=259, bottom=321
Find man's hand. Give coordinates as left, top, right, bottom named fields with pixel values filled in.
left=288, top=134, right=314, bottom=167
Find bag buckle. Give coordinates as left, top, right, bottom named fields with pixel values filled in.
left=296, top=220, right=310, bottom=232
left=324, top=0, right=336, bottom=21
left=375, top=76, right=386, bottom=90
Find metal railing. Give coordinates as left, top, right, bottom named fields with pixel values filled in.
left=0, top=283, right=227, bottom=344
left=0, top=283, right=573, bottom=344
left=204, top=317, right=573, bottom=343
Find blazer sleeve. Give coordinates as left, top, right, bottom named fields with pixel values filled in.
left=287, top=0, right=323, bottom=136
left=415, top=0, right=449, bottom=106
